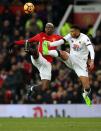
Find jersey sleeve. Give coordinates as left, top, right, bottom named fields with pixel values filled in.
left=63, top=34, right=70, bottom=42
left=84, top=35, right=92, bottom=46
left=56, top=35, right=63, bottom=39
left=14, top=33, right=40, bottom=45
left=87, top=44, right=95, bottom=60
left=50, top=34, right=69, bottom=47
left=28, top=34, right=40, bottom=42
left=84, top=35, right=95, bottom=60
left=15, top=40, right=25, bottom=45
left=50, top=39, right=64, bottom=47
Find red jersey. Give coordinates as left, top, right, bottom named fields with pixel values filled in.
left=15, top=32, right=62, bottom=63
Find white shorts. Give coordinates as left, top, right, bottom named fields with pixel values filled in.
left=31, top=53, right=52, bottom=80
left=62, top=54, right=88, bottom=77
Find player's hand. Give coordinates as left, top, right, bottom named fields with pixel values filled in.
left=24, top=42, right=38, bottom=55
left=88, top=59, right=94, bottom=71
left=24, top=42, right=33, bottom=55
left=59, top=50, right=69, bottom=61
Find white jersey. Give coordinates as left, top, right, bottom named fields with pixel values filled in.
left=49, top=33, right=95, bottom=76
left=64, top=33, right=92, bottom=60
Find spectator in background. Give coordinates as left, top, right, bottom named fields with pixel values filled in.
left=1, top=6, right=14, bottom=22
left=0, top=19, right=12, bottom=41
left=60, top=22, right=71, bottom=50
left=60, top=22, right=71, bottom=37
left=11, top=0, right=23, bottom=5
left=0, top=1, right=101, bottom=104
left=2, top=62, right=27, bottom=104
left=93, top=30, right=101, bottom=66
left=25, top=13, right=43, bottom=36
left=93, top=30, right=101, bottom=45
left=87, top=24, right=94, bottom=39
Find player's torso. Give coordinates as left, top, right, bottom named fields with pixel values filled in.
left=67, top=33, right=89, bottom=59
left=38, top=32, right=61, bottom=62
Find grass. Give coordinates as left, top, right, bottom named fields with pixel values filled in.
left=0, top=118, right=101, bottom=131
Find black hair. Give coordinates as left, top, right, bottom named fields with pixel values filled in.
left=71, top=25, right=81, bottom=30
left=45, top=23, right=54, bottom=28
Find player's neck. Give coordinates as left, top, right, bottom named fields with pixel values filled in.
left=75, top=33, right=80, bottom=38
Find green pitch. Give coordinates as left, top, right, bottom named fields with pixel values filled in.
left=0, top=118, right=101, bottom=131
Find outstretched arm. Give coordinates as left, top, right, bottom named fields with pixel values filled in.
left=7, top=34, right=40, bottom=53
left=49, top=38, right=65, bottom=47
left=14, top=34, right=40, bottom=45
left=15, top=39, right=25, bottom=45
left=49, top=34, right=70, bottom=47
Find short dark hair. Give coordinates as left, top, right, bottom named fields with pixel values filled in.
left=45, top=23, right=54, bottom=28
left=71, top=25, right=81, bottom=30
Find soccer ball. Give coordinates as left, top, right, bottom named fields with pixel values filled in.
left=24, top=2, right=34, bottom=14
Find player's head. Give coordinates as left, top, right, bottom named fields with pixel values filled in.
left=45, top=23, right=54, bottom=35
left=70, top=25, right=81, bottom=38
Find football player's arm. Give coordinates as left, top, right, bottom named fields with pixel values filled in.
left=86, top=37, right=95, bottom=70
left=87, top=44, right=95, bottom=70
left=49, top=35, right=69, bottom=47
left=49, top=39, right=65, bottom=47
left=87, top=44, right=95, bottom=60
left=14, top=40, right=25, bottom=45
left=28, top=34, right=40, bottom=43
left=7, top=39, right=25, bottom=52
left=14, top=34, right=40, bottom=45
left=85, top=36, right=95, bottom=60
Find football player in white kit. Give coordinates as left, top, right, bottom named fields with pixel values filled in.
left=43, top=25, right=95, bottom=106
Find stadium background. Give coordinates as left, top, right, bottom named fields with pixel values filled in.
left=0, top=0, right=101, bottom=130
left=0, top=0, right=101, bottom=112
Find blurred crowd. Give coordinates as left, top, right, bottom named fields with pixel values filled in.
left=0, top=1, right=101, bottom=104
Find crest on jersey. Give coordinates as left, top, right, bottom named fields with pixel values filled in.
left=42, top=37, right=46, bottom=40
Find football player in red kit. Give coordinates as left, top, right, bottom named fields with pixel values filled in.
left=13, top=23, right=63, bottom=98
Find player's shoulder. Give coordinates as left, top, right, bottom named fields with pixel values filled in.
left=80, top=33, right=89, bottom=39
left=53, top=34, right=62, bottom=38
left=80, top=33, right=90, bottom=40
left=39, top=32, right=45, bottom=36
left=64, top=33, right=71, bottom=40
